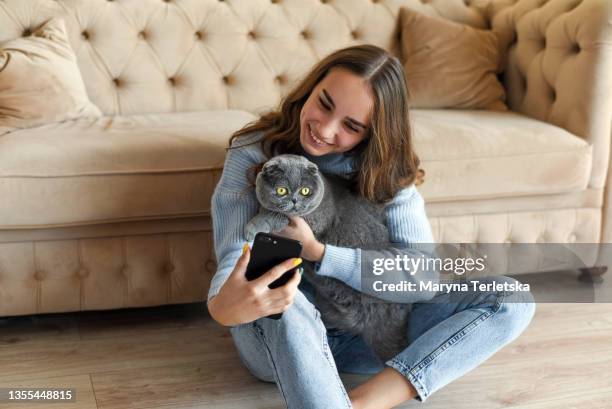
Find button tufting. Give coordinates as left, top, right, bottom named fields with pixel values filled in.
left=550, top=88, right=556, bottom=101
left=165, top=263, right=175, bottom=273
left=572, top=42, right=581, bottom=53
left=112, top=78, right=122, bottom=87
left=275, top=74, right=285, bottom=84
left=78, top=268, right=89, bottom=278
left=34, top=270, right=46, bottom=281
left=195, top=31, right=204, bottom=40
left=301, top=30, right=310, bottom=39
left=22, top=28, right=32, bottom=37
left=222, top=75, right=230, bottom=84
left=81, top=31, right=90, bottom=40
left=168, top=76, right=176, bottom=86
left=271, top=0, right=279, bottom=3
left=248, top=31, right=256, bottom=40
left=351, top=30, right=360, bottom=39
left=138, top=31, right=147, bottom=40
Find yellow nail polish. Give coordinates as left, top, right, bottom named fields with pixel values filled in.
left=293, top=258, right=302, bottom=266
left=242, top=243, right=249, bottom=255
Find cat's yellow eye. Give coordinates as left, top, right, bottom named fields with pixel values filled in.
left=299, top=187, right=311, bottom=196
left=276, top=187, right=288, bottom=196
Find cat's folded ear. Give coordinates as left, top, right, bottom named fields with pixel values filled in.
left=262, top=163, right=280, bottom=173
left=261, top=162, right=285, bottom=179
left=306, top=164, right=319, bottom=175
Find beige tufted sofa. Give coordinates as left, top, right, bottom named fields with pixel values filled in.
left=1, top=0, right=611, bottom=317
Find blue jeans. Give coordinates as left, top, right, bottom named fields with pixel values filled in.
left=229, top=275, right=535, bottom=408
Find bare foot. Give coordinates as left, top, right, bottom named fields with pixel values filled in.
left=348, top=368, right=418, bottom=409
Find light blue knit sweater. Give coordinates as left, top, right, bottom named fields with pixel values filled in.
left=207, top=132, right=436, bottom=303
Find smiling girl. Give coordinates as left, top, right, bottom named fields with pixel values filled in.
left=206, top=45, right=535, bottom=409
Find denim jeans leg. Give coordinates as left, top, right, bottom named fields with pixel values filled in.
left=385, top=275, right=536, bottom=402
left=327, top=329, right=386, bottom=376
left=230, top=289, right=353, bottom=409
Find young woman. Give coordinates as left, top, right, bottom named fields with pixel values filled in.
left=206, top=45, right=535, bottom=409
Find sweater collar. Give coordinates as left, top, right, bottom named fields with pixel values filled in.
left=296, top=145, right=358, bottom=177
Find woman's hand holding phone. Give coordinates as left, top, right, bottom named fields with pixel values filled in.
left=207, top=244, right=303, bottom=327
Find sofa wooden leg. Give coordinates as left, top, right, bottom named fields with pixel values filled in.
left=577, top=266, right=607, bottom=284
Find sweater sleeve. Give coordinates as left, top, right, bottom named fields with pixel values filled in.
left=207, top=136, right=265, bottom=302
left=315, top=184, right=439, bottom=303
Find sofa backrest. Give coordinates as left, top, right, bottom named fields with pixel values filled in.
left=0, top=0, right=490, bottom=116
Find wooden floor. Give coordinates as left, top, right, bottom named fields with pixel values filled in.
left=1, top=273, right=611, bottom=409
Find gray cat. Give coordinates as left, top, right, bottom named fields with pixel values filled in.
left=245, top=154, right=411, bottom=360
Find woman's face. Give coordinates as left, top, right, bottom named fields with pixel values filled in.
left=299, top=67, right=373, bottom=156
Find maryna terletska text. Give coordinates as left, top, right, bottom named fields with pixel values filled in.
left=372, top=280, right=530, bottom=294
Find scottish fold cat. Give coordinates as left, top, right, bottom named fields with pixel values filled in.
left=245, top=154, right=411, bottom=360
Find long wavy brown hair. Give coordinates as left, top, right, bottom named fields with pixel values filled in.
left=228, top=44, right=423, bottom=204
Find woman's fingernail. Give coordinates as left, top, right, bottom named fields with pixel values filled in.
left=242, top=243, right=249, bottom=255
left=293, top=258, right=302, bottom=266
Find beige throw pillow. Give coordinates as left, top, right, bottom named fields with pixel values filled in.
left=399, top=8, right=507, bottom=110
left=0, top=18, right=101, bottom=135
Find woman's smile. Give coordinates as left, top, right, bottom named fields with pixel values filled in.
left=308, top=123, right=334, bottom=148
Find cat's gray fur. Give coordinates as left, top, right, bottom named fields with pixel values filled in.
left=245, top=154, right=411, bottom=360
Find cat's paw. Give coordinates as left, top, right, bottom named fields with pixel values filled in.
left=244, top=216, right=274, bottom=241
left=244, top=222, right=260, bottom=242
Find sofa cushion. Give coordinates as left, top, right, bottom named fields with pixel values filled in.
left=399, top=8, right=507, bottom=110
left=413, top=109, right=593, bottom=202
left=0, top=109, right=592, bottom=229
left=0, top=18, right=101, bottom=136
left=0, top=110, right=256, bottom=228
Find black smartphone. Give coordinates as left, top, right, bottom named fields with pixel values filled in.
left=245, top=232, right=303, bottom=320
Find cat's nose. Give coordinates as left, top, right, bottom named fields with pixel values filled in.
left=291, top=198, right=297, bottom=204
